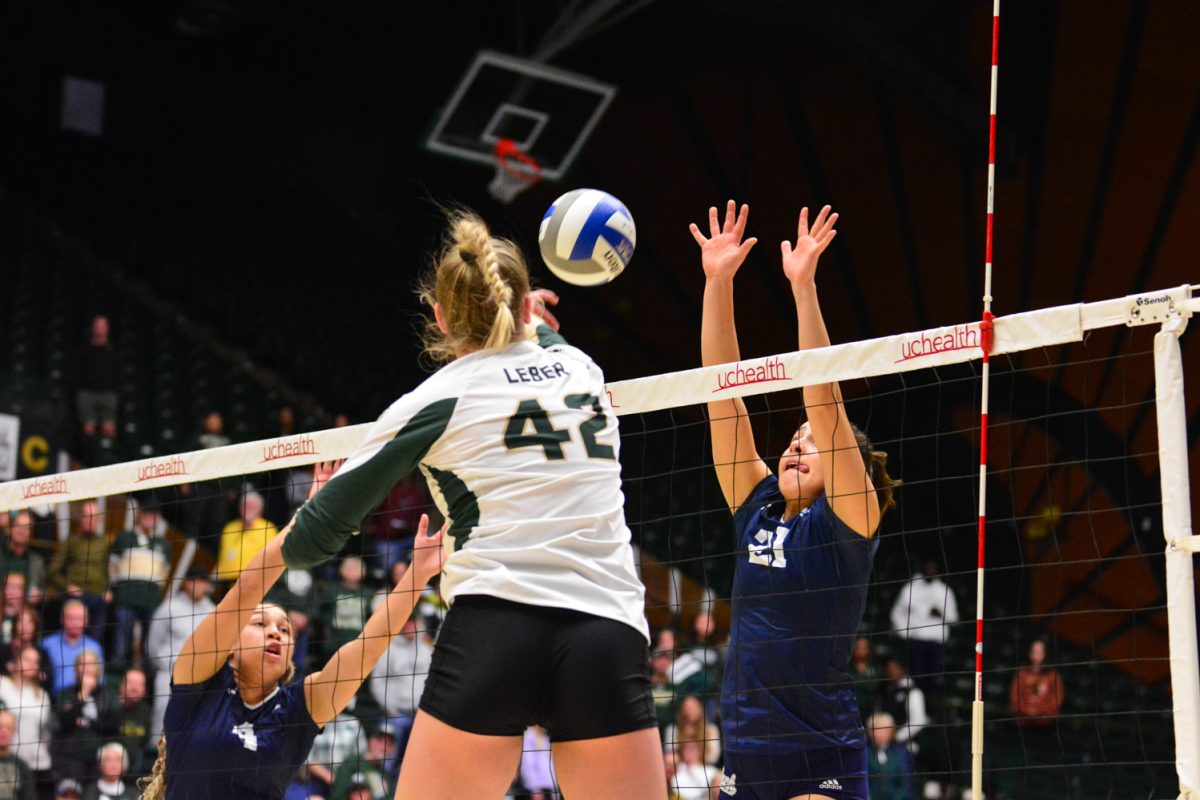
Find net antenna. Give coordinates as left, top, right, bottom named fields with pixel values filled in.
left=488, top=138, right=543, bottom=205
left=972, top=2, right=1002, bottom=797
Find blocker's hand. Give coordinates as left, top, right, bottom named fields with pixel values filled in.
left=690, top=199, right=758, bottom=281
left=780, top=205, right=838, bottom=288
left=308, top=460, right=343, bottom=500
left=409, top=513, right=446, bottom=586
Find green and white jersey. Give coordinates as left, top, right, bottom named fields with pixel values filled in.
left=290, top=331, right=648, bottom=640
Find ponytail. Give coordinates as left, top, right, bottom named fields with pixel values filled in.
left=419, top=210, right=530, bottom=362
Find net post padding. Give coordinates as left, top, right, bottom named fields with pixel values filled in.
left=0, top=286, right=1192, bottom=512
left=1154, top=317, right=1200, bottom=799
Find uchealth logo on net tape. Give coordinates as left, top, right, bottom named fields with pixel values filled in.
left=136, top=456, right=189, bottom=483
left=713, top=356, right=789, bottom=393
left=896, top=323, right=978, bottom=364
left=261, top=435, right=318, bottom=464
left=21, top=474, right=69, bottom=499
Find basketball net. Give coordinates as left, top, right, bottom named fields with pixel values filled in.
left=489, top=139, right=542, bottom=204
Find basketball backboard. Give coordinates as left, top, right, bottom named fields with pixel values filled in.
left=425, top=50, right=616, bottom=182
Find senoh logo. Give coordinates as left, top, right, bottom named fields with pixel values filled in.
left=260, top=435, right=318, bottom=464
left=136, top=456, right=188, bottom=483
left=1136, top=294, right=1170, bottom=306
left=714, top=356, right=788, bottom=393
left=896, top=324, right=978, bottom=363
left=21, top=475, right=68, bottom=499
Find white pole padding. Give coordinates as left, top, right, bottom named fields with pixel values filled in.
left=1153, top=319, right=1200, bottom=800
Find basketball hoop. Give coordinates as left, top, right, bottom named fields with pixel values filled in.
left=488, top=139, right=542, bottom=204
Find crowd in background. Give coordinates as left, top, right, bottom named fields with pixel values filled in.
left=0, top=474, right=1068, bottom=800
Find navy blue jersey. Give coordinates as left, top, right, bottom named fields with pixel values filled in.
left=163, top=666, right=320, bottom=799
left=722, top=474, right=878, bottom=755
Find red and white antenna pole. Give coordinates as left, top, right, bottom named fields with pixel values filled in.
left=972, top=1, right=1000, bottom=797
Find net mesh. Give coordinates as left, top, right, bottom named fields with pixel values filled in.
left=0, top=309, right=1186, bottom=799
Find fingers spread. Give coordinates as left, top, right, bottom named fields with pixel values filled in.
left=689, top=222, right=708, bottom=246
left=796, top=207, right=809, bottom=240
left=722, top=199, right=736, bottom=233
left=733, top=203, right=751, bottom=240
left=708, top=206, right=721, bottom=238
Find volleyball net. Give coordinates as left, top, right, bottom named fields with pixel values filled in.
left=0, top=285, right=1195, bottom=799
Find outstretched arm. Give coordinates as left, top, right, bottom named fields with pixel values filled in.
left=173, top=462, right=339, bottom=686
left=781, top=206, right=880, bottom=537
left=691, top=200, right=770, bottom=511
left=304, top=516, right=444, bottom=726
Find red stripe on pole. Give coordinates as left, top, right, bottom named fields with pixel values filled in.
left=992, top=15, right=1000, bottom=65
left=989, top=116, right=997, bottom=163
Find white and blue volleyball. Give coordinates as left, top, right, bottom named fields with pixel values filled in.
left=538, top=189, right=636, bottom=287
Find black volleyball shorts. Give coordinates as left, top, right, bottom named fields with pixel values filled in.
left=419, top=594, right=657, bottom=741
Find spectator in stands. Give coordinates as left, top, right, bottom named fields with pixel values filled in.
left=368, top=476, right=429, bottom=574
left=1, top=511, right=46, bottom=606
left=215, top=490, right=279, bottom=588
left=890, top=560, right=959, bottom=702
left=1, top=574, right=26, bottom=643
left=668, top=741, right=719, bottom=800
left=661, top=694, right=720, bottom=767
left=368, top=614, right=431, bottom=763
left=48, top=500, right=110, bottom=644
left=180, top=411, right=233, bottom=555
left=305, top=704, right=367, bottom=796
left=43, top=600, right=105, bottom=697
left=318, top=557, right=372, bottom=660
left=876, top=658, right=927, bottom=754
left=53, top=649, right=107, bottom=782
left=77, top=315, right=119, bottom=442
left=102, top=668, right=152, bottom=777
left=518, top=725, right=557, bottom=800
left=649, top=644, right=677, bottom=731
left=85, top=741, right=135, bottom=800
left=1009, top=639, right=1064, bottom=728
left=55, top=779, right=83, bottom=800
left=0, top=605, right=48, bottom=685
left=687, top=610, right=722, bottom=675
left=0, top=708, right=35, bottom=800
left=330, top=725, right=393, bottom=800
left=866, top=711, right=913, bottom=800
left=850, top=636, right=881, bottom=720
left=108, top=505, right=171, bottom=665
left=0, top=645, right=52, bottom=787
left=145, top=566, right=214, bottom=737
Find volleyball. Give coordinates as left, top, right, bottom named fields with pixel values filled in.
left=538, top=189, right=636, bottom=286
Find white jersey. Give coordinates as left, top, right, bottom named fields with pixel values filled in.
left=294, top=330, right=648, bottom=639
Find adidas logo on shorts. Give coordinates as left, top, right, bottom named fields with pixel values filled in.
left=719, top=771, right=737, bottom=795
left=818, top=778, right=843, bottom=791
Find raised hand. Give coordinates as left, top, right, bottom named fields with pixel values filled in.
left=308, top=460, right=344, bottom=500
left=408, top=513, right=445, bottom=585
left=529, top=288, right=561, bottom=331
left=690, top=200, right=758, bottom=280
left=780, top=205, right=838, bottom=288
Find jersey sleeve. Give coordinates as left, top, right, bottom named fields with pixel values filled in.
left=283, top=382, right=459, bottom=569
left=534, top=322, right=568, bottom=348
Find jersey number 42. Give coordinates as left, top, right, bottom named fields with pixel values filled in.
left=504, top=394, right=615, bottom=461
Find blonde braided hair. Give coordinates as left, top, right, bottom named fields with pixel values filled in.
left=419, top=209, right=530, bottom=362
